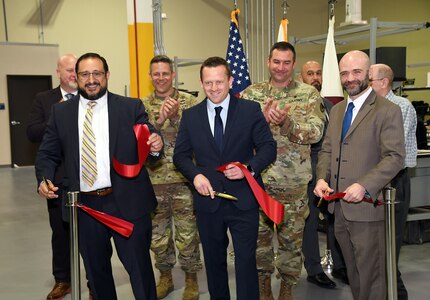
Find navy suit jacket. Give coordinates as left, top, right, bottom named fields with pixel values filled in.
left=35, top=92, right=159, bottom=220
left=173, top=95, right=276, bottom=213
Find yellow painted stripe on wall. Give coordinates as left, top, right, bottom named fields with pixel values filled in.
left=127, top=22, right=154, bottom=98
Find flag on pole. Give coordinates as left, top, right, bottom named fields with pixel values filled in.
left=321, top=16, right=344, bottom=105
left=277, top=19, right=289, bottom=42
left=226, top=9, right=251, bottom=95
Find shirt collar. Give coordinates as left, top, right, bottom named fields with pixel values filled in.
left=79, top=91, right=108, bottom=109
left=347, top=86, right=372, bottom=109
left=207, top=93, right=231, bottom=112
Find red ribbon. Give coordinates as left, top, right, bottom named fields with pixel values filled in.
left=324, top=192, right=382, bottom=206
left=217, top=162, right=285, bottom=224
left=113, top=124, right=151, bottom=177
left=78, top=204, right=134, bottom=238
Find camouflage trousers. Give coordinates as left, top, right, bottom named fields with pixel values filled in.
left=151, top=183, right=202, bottom=273
left=256, top=183, right=309, bottom=287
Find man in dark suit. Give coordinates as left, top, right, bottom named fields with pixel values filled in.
left=173, top=57, right=276, bottom=300
left=36, top=53, right=163, bottom=300
left=315, top=50, right=405, bottom=300
left=27, top=54, right=78, bottom=300
left=299, top=60, right=347, bottom=289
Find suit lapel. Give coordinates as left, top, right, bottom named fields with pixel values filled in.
left=344, top=92, right=376, bottom=140
left=196, top=99, right=219, bottom=153
left=67, top=98, right=80, bottom=173
left=222, top=95, right=238, bottom=152
left=107, top=93, right=120, bottom=159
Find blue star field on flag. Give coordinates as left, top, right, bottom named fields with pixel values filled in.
left=226, top=12, right=251, bottom=95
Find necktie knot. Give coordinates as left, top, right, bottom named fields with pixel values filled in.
left=215, top=106, right=223, bottom=116
left=65, top=93, right=74, bottom=100
left=88, top=101, right=97, bottom=109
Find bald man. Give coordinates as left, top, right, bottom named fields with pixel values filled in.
left=370, top=63, right=417, bottom=300
left=27, top=54, right=78, bottom=299
left=315, top=51, right=405, bottom=300
left=300, top=61, right=348, bottom=289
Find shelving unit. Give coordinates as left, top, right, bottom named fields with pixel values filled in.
left=290, top=18, right=429, bottom=64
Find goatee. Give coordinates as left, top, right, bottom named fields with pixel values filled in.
left=78, top=85, right=107, bottom=100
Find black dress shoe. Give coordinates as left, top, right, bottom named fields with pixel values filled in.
left=307, top=272, right=336, bottom=289
left=332, top=268, right=349, bottom=284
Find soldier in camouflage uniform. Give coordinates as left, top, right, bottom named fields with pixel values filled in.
left=142, top=55, right=202, bottom=300
left=242, top=42, right=325, bottom=300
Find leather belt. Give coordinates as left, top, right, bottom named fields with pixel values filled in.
left=81, top=187, right=113, bottom=197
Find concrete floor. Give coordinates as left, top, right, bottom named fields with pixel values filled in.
left=1, top=166, right=429, bottom=299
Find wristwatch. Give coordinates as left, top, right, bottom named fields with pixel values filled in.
left=247, top=165, right=255, bottom=177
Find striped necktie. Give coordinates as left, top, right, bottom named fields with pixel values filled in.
left=81, top=101, right=97, bottom=187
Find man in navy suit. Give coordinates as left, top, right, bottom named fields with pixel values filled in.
left=36, top=53, right=163, bottom=300
left=173, top=57, right=276, bottom=300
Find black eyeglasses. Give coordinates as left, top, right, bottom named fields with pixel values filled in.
left=78, top=71, right=105, bottom=80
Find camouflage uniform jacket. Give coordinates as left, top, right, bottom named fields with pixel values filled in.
left=142, top=89, right=198, bottom=184
left=242, top=80, right=325, bottom=186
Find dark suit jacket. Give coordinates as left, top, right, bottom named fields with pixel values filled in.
left=316, top=90, right=405, bottom=222
left=173, top=95, right=277, bottom=213
left=35, top=92, right=159, bottom=220
left=27, top=86, right=64, bottom=184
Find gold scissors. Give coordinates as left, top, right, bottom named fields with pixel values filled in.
left=206, top=191, right=238, bottom=201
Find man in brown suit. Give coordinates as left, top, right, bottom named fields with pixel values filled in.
left=314, top=50, right=405, bottom=300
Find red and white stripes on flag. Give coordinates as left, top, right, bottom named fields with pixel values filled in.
left=321, top=17, right=344, bottom=105
left=277, top=19, right=289, bottom=42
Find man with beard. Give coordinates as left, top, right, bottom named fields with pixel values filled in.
left=299, top=61, right=348, bottom=289
left=27, top=54, right=78, bottom=300
left=35, top=52, right=163, bottom=300
left=314, top=50, right=405, bottom=300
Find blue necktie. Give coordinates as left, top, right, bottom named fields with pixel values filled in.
left=214, top=106, right=223, bottom=151
left=341, top=102, right=355, bottom=141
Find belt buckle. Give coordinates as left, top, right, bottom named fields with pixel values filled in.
left=96, top=188, right=105, bottom=196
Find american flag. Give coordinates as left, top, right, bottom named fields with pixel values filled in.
left=226, top=9, right=251, bottom=95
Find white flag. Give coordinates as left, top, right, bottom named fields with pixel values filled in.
left=277, top=19, right=289, bottom=42
left=321, top=17, right=344, bottom=104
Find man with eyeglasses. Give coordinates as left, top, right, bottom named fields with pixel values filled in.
left=142, top=55, right=202, bottom=300
left=35, top=52, right=163, bottom=300
left=314, top=51, right=405, bottom=300
left=370, top=63, right=417, bottom=300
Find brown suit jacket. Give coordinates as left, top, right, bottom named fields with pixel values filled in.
left=316, top=89, right=405, bottom=222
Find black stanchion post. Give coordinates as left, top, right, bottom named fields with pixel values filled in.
left=68, top=191, right=81, bottom=300
left=384, top=187, right=397, bottom=300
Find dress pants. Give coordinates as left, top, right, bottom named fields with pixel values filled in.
left=78, top=193, right=156, bottom=300
left=196, top=200, right=259, bottom=300
left=47, top=186, right=71, bottom=282
left=391, top=168, right=410, bottom=300
left=334, top=202, right=386, bottom=300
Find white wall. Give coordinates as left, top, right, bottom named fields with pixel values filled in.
left=0, top=43, right=58, bottom=165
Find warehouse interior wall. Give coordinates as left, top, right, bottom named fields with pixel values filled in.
left=0, top=0, right=429, bottom=165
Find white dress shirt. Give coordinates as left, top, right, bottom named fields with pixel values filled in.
left=78, top=92, right=111, bottom=191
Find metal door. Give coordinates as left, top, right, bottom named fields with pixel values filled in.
left=7, top=75, right=52, bottom=167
